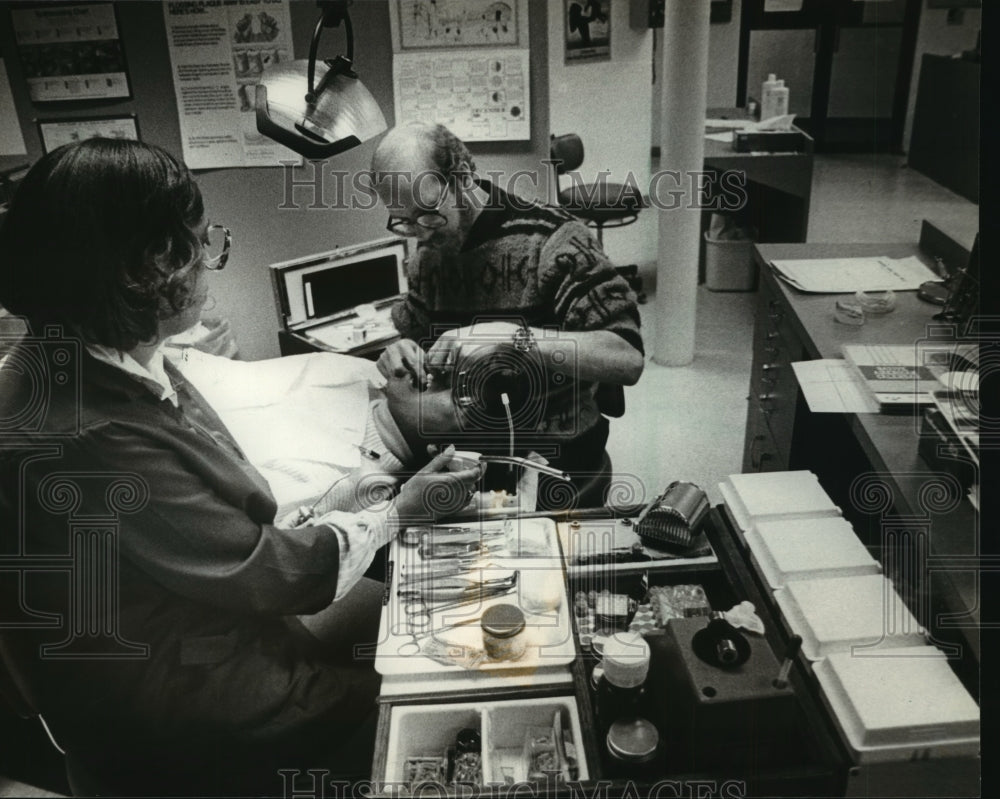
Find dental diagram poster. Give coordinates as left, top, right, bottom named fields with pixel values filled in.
left=163, top=0, right=298, bottom=169
left=389, top=0, right=531, bottom=142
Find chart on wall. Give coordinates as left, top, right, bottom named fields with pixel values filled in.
left=390, top=0, right=529, bottom=50
left=162, top=0, right=299, bottom=169
left=10, top=3, right=131, bottom=102
left=392, top=48, right=530, bottom=142
left=388, top=1, right=530, bottom=142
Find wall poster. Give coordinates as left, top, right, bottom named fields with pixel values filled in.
left=37, top=114, right=139, bottom=153
left=163, top=0, right=299, bottom=170
left=0, top=59, right=27, bottom=156
left=11, top=2, right=131, bottom=102
left=565, top=0, right=611, bottom=64
left=392, top=48, right=530, bottom=142
left=390, top=0, right=530, bottom=50
left=388, top=1, right=531, bottom=142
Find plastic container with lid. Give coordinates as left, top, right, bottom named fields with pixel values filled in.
left=595, top=633, right=651, bottom=730
left=481, top=604, right=527, bottom=661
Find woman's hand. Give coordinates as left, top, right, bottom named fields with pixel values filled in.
left=395, top=445, right=482, bottom=522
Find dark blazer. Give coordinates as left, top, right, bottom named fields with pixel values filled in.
left=0, top=343, right=376, bottom=792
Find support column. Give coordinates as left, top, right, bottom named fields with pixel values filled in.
left=653, top=0, right=711, bottom=366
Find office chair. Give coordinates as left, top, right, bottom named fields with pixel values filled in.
left=548, top=133, right=645, bottom=245
left=548, top=133, right=646, bottom=304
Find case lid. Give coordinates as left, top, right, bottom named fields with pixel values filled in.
left=813, top=648, right=979, bottom=762
left=745, top=516, right=881, bottom=590
left=269, top=237, right=409, bottom=331
left=774, top=574, right=925, bottom=661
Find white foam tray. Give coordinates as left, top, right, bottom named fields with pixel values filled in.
left=745, top=515, right=880, bottom=590
left=773, top=574, right=925, bottom=661
left=719, top=470, right=841, bottom=533
left=813, top=647, right=980, bottom=763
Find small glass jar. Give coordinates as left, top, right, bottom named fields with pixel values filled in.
left=481, top=603, right=527, bottom=660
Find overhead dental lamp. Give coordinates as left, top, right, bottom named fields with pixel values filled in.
left=255, top=0, right=387, bottom=159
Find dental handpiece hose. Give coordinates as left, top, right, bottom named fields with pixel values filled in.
left=293, top=473, right=353, bottom=527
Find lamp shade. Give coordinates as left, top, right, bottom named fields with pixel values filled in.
left=255, top=59, right=387, bottom=160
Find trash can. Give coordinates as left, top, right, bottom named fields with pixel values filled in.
left=704, top=216, right=757, bottom=292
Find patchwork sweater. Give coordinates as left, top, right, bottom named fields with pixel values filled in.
left=392, top=180, right=643, bottom=449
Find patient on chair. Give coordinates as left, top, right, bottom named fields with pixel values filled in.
left=168, top=347, right=540, bottom=521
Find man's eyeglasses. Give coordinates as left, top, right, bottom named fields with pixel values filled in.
left=202, top=224, right=231, bottom=271
left=386, top=188, right=449, bottom=236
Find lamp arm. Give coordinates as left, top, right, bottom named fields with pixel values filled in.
left=306, top=12, right=325, bottom=99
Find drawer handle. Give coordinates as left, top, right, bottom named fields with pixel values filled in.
left=750, top=435, right=774, bottom=471
left=765, top=331, right=780, bottom=341
left=762, top=364, right=780, bottom=373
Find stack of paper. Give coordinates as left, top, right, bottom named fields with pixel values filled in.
left=770, top=255, right=939, bottom=293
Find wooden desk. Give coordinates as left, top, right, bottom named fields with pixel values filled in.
left=746, top=241, right=981, bottom=696
left=703, top=108, right=815, bottom=244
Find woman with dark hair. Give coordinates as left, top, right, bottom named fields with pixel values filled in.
left=0, top=139, right=480, bottom=796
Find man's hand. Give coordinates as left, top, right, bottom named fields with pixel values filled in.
left=396, top=445, right=483, bottom=522
left=377, top=338, right=428, bottom=387
left=425, top=321, right=521, bottom=374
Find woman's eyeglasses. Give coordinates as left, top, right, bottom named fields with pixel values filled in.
left=386, top=188, right=449, bottom=236
left=203, top=224, right=232, bottom=271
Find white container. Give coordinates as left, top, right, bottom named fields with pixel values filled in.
left=813, top=647, right=980, bottom=763
left=382, top=697, right=589, bottom=787
left=773, top=574, right=926, bottom=661
left=745, top=516, right=881, bottom=590
left=704, top=230, right=758, bottom=291
left=761, top=77, right=790, bottom=120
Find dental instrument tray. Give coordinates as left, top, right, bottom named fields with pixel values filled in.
left=374, top=517, right=577, bottom=677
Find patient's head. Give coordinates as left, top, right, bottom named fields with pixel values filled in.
left=383, top=345, right=542, bottom=462
left=383, top=373, right=462, bottom=458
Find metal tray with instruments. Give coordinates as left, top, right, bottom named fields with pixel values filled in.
left=374, top=517, right=577, bottom=677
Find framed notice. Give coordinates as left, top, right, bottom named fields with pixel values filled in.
left=37, top=114, right=139, bottom=153
left=11, top=2, right=131, bottom=102
left=565, top=0, right=611, bottom=64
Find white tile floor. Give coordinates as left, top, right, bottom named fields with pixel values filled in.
left=605, top=153, right=978, bottom=506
